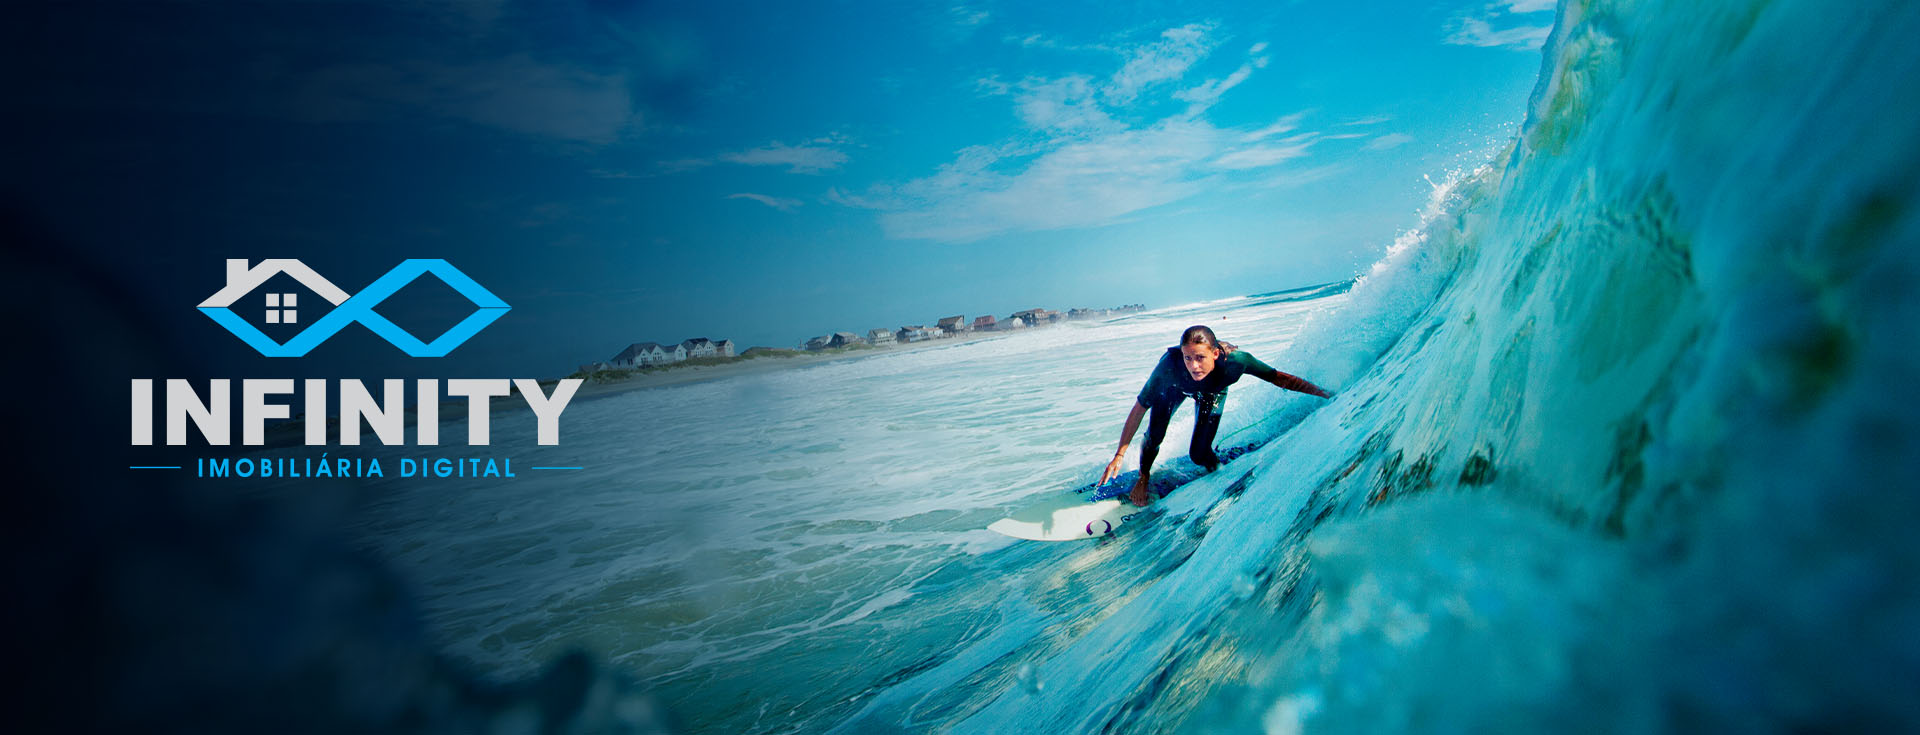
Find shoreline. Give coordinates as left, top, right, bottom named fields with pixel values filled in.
left=567, top=330, right=1017, bottom=404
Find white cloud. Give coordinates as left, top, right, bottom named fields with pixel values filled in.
left=831, top=24, right=1337, bottom=242
left=1175, top=62, right=1255, bottom=115
left=720, top=141, right=850, bottom=174
left=1014, top=75, right=1118, bottom=133
left=868, top=121, right=1224, bottom=242
left=1340, top=115, right=1392, bottom=126
left=825, top=187, right=892, bottom=210
left=655, top=158, right=715, bottom=174
left=1003, top=33, right=1117, bottom=53
left=1252, top=163, right=1346, bottom=190
left=1242, top=111, right=1309, bottom=142
left=1445, top=1, right=1555, bottom=50
left=1105, top=23, right=1214, bottom=105
left=1445, top=17, right=1552, bottom=49
left=845, top=115, right=1340, bottom=241
left=1211, top=143, right=1312, bottom=170
left=727, top=193, right=802, bottom=212
left=949, top=4, right=990, bottom=27
left=1365, top=133, right=1414, bottom=150
left=1503, top=0, right=1557, bottom=13
left=996, top=23, right=1235, bottom=115
left=975, top=76, right=1012, bottom=96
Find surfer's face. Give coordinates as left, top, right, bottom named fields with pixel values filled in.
left=1180, top=342, right=1220, bottom=380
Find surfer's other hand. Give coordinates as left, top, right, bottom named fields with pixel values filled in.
left=1128, top=476, right=1153, bottom=507
left=1100, top=455, right=1126, bottom=485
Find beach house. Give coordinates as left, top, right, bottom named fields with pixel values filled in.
left=680, top=337, right=718, bottom=359
left=611, top=341, right=688, bottom=367
left=611, top=342, right=665, bottom=367
left=867, top=328, right=896, bottom=346
left=894, top=326, right=939, bottom=343
left=1010, top=308, right=1063, bottom=327
left=937, top=315, right=967, bottom=335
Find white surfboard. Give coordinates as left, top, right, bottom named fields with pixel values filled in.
left=988, top=440, right=1272, bottom=541
left=987, top=496, right=1145, bottom=541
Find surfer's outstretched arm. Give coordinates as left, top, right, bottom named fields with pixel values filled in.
left=1264, top=370, right=1332, bottom=398
left=1100, top=399, right=1148, bottom=486
left=1235, top=352, right=1332, bottom=398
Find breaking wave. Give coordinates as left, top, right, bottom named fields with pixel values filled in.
left=947, top=0, right=1920, bottom=731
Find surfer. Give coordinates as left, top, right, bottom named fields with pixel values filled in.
left=1099, top=325, right=1331, bottom=507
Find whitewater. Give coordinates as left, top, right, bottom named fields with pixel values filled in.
left=260, top=0, right=1920, bottom=731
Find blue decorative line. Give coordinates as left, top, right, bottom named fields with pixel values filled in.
left=130, top=466, right=182, bottom=470
left=528, top=466, right=584, bottom=470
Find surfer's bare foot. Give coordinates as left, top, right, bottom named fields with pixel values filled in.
left=1128, top=478, right=1152, bottom=506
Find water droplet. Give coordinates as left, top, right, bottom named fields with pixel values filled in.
left=1015, top=663, right=1045, bottom=694
left=1232, top=572, right=1258, bottom=600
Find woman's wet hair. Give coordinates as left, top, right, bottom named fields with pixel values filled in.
left=1181, top=325, right=1221, bottom=351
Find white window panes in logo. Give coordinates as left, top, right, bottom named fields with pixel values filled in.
left=265, top=293, right=298, bottom=324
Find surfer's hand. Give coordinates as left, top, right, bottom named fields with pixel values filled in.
left=1128, top=476, right=1152, bottom=507
left=1100, top=454, right=1126, bottom=485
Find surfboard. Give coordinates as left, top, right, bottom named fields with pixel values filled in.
left=986, top=466, right=1197, bottom=540
left=986, top=496, right=1143, bottom=540
left=986, top=439, right=1268, bottom=541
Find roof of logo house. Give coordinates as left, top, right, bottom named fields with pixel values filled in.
left=198, top=258, right=510, bottom=357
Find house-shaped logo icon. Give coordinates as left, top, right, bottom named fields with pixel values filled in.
left=197, top=259, right=510, bottom=357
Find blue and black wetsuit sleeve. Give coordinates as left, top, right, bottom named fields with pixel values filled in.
left=1228, top=351, right=1277, bottom=381
left=1229, top=351, right=1325, bottom=396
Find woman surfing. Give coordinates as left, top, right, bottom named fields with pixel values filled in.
left=1098, top=325, right=1332, bottom=507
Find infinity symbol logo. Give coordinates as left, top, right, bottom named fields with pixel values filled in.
left=198, top=259, right=509, bottom=357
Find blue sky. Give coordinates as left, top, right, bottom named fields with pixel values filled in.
left=12, top=0, right=1556, bottom=378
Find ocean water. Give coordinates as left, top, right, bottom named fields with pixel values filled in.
left=308, top=0, right=1919, bottom=730
left=326, top=286, right=1342, bottom=734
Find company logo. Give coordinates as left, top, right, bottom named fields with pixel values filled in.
left=197, top=259, right=509, bottom=357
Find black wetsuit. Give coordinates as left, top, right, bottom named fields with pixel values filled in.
left=1134, top=347, right=1315, bottom=473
